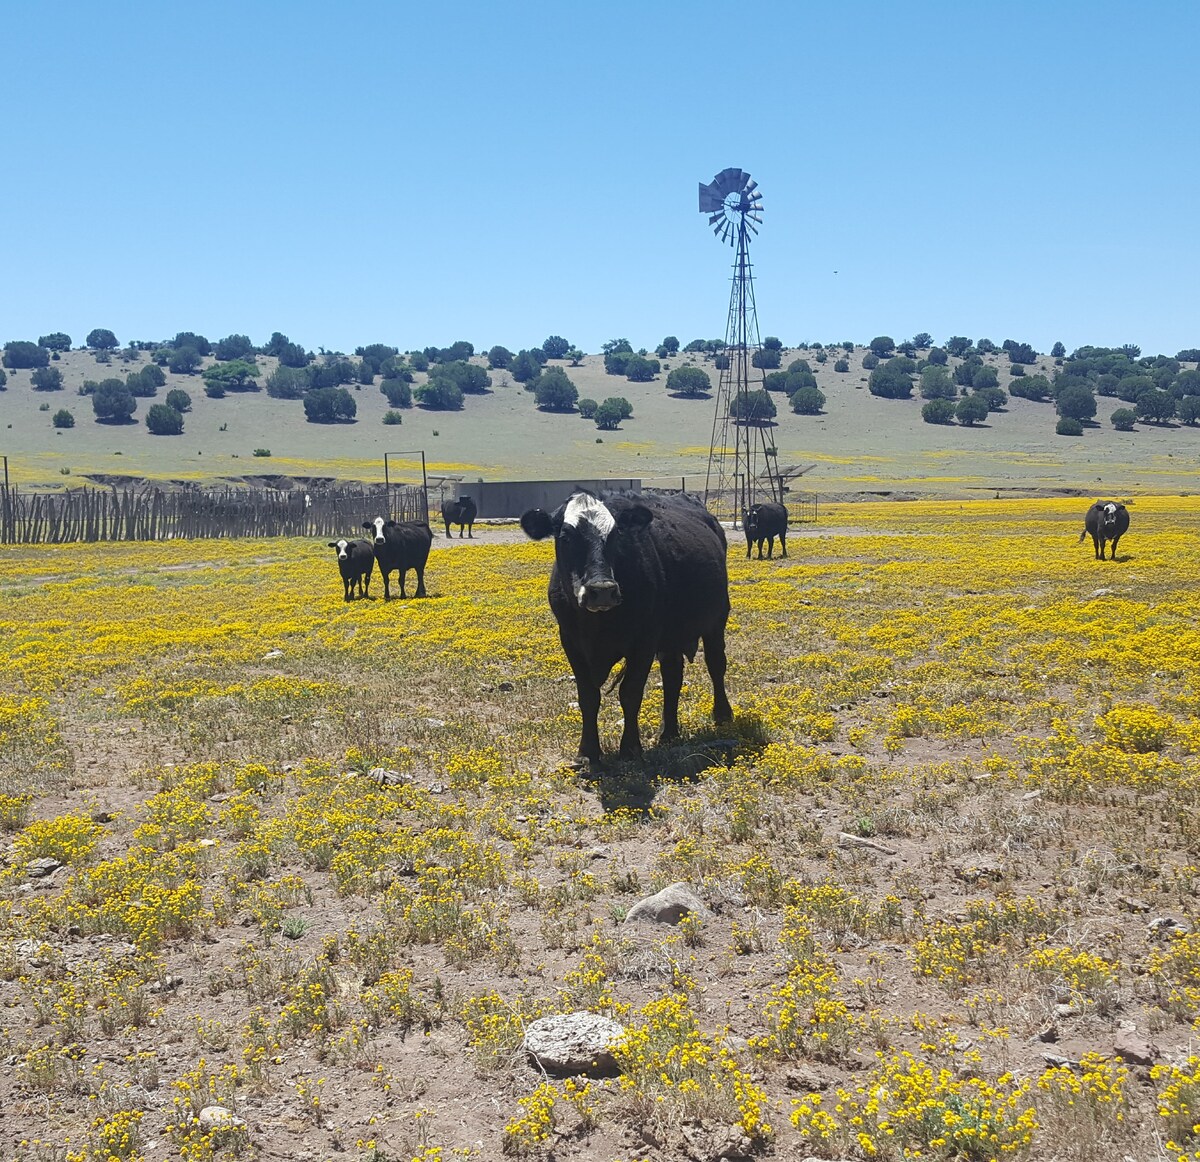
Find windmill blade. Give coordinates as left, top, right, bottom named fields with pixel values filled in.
left=744, top=179, right=758, bottom=195
left=698, top=180, right=725, bottom=213
left=708, top=211, right=725, bottom=227
left=714, top=167, right=745, bottom=195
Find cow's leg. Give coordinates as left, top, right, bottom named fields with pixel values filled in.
left=1091, top=533, right=1101, bottom=559
left=343, top=575, right=353, bottom=601
left=444, top=521, right=452, bottom=538
left=702, top=629, right=733, bottom=724
left=414, top=561, right=428, bottom=597
left=467, top=523, right=474, bottom=539
left=745, top=540, right=752, bottom=559
left=780, top=531, right=788, bottom=558
left=1110, top=534, right=1121, bottom=560
left=561, top=638, right=603, bottom=763
left=766, top=536, right=774, bottom=560
left=617, top=652, right=654, bottom=758
left=381, top=567, right=392, bottom=601
left=658, top=651, right=684, bottom=745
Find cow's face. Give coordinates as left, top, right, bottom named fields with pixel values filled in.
left=521, top=493, right=653, bottom=612
left=744, top=506, right=761, bottom=536
left=362, top=516, right=393, bottom=545
left=328, top=538, right=351, bottom=562
left=1102, top=502, right=1119, bottom=531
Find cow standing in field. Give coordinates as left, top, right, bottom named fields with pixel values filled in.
left=1079, top=501, right=1130, bottom=560
left=362, top=516, right=433, bottom=599
left=520, top=489, right=733, bottom=767
left=327, top=538, right=375, bottom=601
left=441, top=495, right=478, bottom=539
left=744, top=501, right=788, bottom=559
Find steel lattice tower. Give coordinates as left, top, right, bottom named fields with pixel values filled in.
left=699, top=168, right=782, bottom=524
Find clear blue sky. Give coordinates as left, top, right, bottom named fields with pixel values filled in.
left=3, top=1, right=1197, bottom=359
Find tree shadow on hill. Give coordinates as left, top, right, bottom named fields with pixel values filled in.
left=582, top=712, right=769, bottom=815
left=667, top=391, right=713, bottom=401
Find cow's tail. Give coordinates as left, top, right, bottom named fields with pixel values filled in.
left=1077, top=528, right=1087, bottom=543
left=602, top=661, right=627, bottom=695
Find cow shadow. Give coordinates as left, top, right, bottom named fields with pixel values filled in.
left=583, top=713, right=769, bottom=815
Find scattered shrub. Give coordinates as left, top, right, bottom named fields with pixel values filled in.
left=834, top=358, right=849, bottom=372
left=578, top=398, right=598, bottom=419
left=666, top=366, right=712, bottom=396
left=1110, top=407, right=1137, bottom=431
left=52, top=409, right=74, bottom=428
left=145, top=404, right=184, bottom=435
left=253, top=448, right=271, bottom=456
left=1056, top=417, right=1084, bottom=436
left=862, top=353, right=880, bottom=370
left=533, top=367, right=579, bottom=412
left=922, top=398, right=956, bottom=424
left=382, top=410, right=404, bottom=425
left=955, top=393, right=990, bottom=425
left=31, top=366, right=64, bottom=391
left=789, top=386, right=825, bottom=414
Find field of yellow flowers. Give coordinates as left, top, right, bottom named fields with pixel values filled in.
left=2, top=495, right=1200, bottom=1162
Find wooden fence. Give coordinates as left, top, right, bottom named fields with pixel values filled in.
left=0, top=484, right=429, bottom=545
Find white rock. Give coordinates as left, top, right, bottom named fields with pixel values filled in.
left=524, top=1011, right=625, bottom=1075
left=624, top=882, right=708, bottom=926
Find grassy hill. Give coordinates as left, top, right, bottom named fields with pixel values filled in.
left=1, top=345, right=1197, bottom=498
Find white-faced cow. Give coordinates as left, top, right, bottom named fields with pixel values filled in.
left=744, top=501, right=788, bottom=559
left=520, top=489, right=733, bottom=767
left=441, top=495, right=478, bottom=539
left=362, top=516, right=433, bottom=599
left=1079, top=500, right=1130, bottom=560
left=327, top=537, right=375, bottom=601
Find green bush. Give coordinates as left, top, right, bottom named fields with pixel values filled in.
left=169, top=346, right=202, bottom=375
left=31, top=366, right=64, bottom=391
left=869, top=336, right=895, bottom=357
left=1055, top=385, right=1097, bottom=422
left=762, top=336, right=783, bottom=351
left=3, top=340, right=50, bottom=369
left=1135, top=389, right=1176, bottom=424
left=578, top=398, right=598, bottom=419
left=303, top=386, right=357, bottom=422
left=382, top=410, right=404, bottom=425
left=1010, top=374, right=1052, bottom=402
left=414, top=377, right=464, bottom=410
left=532, top=367, right=579, bottom=411
left=666, top=366, right=711, bottom=396
left=623, top=355, right=660, bottom=382
left=955, top=393, right=990, bottom=425
left=1056, top=417, right=1084, bottom=436
left=862, top=353, right=880, bottom=370
left=38, top=332, right=71, bottom=351
left=253, top=448, right=271, bottom=457
left=127, top=370, right=157, bottom=398
left=789, top=386, right=825, bottom=414
left=751, top=348, right=781, bottom=370
left=729, top=389, right=776, bottom=423
left=267, top=366, right=310, bottom=399
left=975, top=385, right=1008, bottom=411
left=834, top=358, right=849, bottom=373
left=52, top=409, right=74, bottom=428
left=921, top=398, right=956, bottom=424
left=146, top=404, right=184, bottom=435
left=86, top=328, right=118, bottom=350
left=594, top=397, right=633, bottom=429
left=487, top=345, right=513, bottom=369
left=868, top=360, right=914, bottom=399
left=92, top=380, right=136, bottom=422
left=919, top=365, right=956, bottom=400
left=1110, top=407, right=1137, bottom=431
left=972, top=365, right=1000, bottom=390
left=165, top=389, right=192, bottom=413
left=380, top=378, right=412, bottom=408
left=1179, top=396, right=1200, bottom=425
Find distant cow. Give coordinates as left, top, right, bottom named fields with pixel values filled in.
left=520, top=489, right=733, bottom=767
left=442, top=495, right=478, bottom=539
left=744, top=501, right=788, bottom=559
left=327, top=537, right=375, bottom=601
left=362, top=516, right=433, bottom=599
left=1079, top=501, right=1130, bottom=560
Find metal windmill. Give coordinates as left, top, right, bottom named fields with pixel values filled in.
left=698, top=167, right=783, bottom=523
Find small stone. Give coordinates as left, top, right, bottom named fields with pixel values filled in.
left=954, top=854, right=1004, bottom=883
left=424, top=718, right=446, bottom=728
left=498, top=681, right=514, bottom=692
left=1150, top=916, right=1191, bottom=940
left=785, top=1066, right=831, bottom=1091
left=368, top=767, right=410, bottom=787
left=1042, top=1052, right=1080, bottom=1069
left=197, top=1105, right=247, bottom=1133
left=1034, top=1023, right=1058, bottom=1043
left=524, top=1011, right=625, bottom=1076
left=198, top=838, right=218, bottom=847
left=262, top=650, right=284, bottom=660
left=1118, top=895, right=1150, bottom=913
left=26, top=857, right=62, bottom=878
left=1113, top=1029, right=1158, bottom=1066
left=1055, top=1003, right=1081, bottom=1018
left=624, top=883, right=708, bottom=926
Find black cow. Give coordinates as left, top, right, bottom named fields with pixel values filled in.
left=441, top=495, right=478, bottom=539
left=327, top=537, right=375, bottom=601
left=744, top=501, right=788, bottom=559
left=1079, top=501, right=1130, bottom=560
left=520, top=489, right=733, bottom=766
left=362, top=516, right=433, bottom=599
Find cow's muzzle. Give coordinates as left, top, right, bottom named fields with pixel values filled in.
left=582, top=580, right=621, bottom=612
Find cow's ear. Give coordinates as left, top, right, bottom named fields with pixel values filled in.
left=327, top=542, right=337, bottom=548
left=384, top=520, right=397, bottom=528
left=520, top=509, right=554, bottom=541
left=616, top=504, right=653, bottom=533
left=362, top=521, right=373, bottom=531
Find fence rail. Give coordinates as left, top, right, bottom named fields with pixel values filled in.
left=0, top=484, right=429, bottom=545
